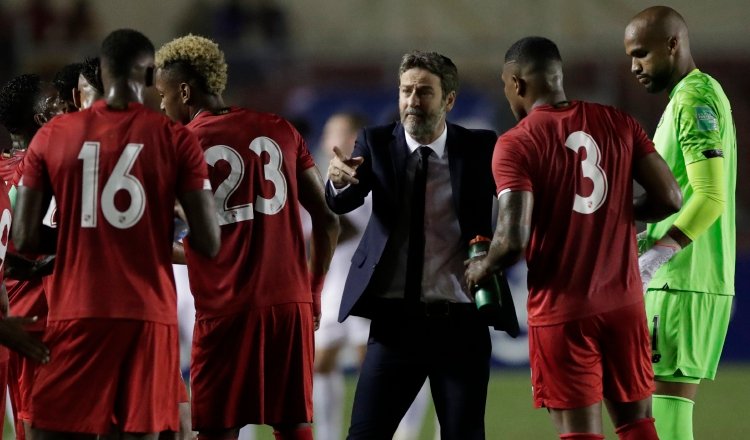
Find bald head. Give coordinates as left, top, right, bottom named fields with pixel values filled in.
left=624, top=6, right=695, bottom=94
left=626, top=6, right=690, bottom=49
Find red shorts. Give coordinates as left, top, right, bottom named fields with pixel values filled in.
left=190, top=303, right=314, bottom=429
left=8, top=330, right=44, bottom=423
left=0, top=355, right=8, bottom=434
left=529, top=301, right=654, bottom=409
left=31, top=319, right=180, bottom=434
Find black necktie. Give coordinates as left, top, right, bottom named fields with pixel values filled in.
left=405, top=146, right=431, bottom=302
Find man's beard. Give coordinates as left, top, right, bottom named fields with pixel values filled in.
left=401, top=105, right=445, bottom=141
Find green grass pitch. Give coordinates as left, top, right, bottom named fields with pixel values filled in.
left=250, top=363, right=750, bottom=439
left=5, top=363, right=748, bottom=439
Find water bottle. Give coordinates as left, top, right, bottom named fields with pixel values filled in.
left=468, top=235, right=501, bottom=316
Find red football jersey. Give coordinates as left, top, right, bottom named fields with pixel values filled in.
left=0, top=186, right=9, bottom=363
left=183, top=107, right=315, bottom=320
left=492, top=101, right=656, bottom=326
left=0, top=187, right=11, bottom=286
left=4, top=151, right=54, bottom=330
left=20, top=101, right=208, bottom=324
left=0, top=150, right=24, bottom=183
left=2, top=151, right=48, bottom=330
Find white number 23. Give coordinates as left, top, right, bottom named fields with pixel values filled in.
left=205, top=136, right=288, bottom=226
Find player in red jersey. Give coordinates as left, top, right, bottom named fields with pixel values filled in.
left=154, top=35, right=339, bottom=440
left=0, top=72, right=64, bottom=440
left=14, top=29, right=220, bottom=439
left=0, top=74, right=66, bottom=182
left=66, top=55, right=195, bottom=440
left=0, top=176, right=50, bottom=438
left=465, top=37, right=682, bottom=440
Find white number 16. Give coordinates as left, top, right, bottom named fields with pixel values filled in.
left=79, top=142, right=146, bottom=229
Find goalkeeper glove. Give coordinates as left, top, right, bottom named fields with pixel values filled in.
left=638, top=235, right=681, bottom=293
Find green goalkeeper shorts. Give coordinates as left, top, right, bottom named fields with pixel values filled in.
left=645, top=289, right=733, bottom=381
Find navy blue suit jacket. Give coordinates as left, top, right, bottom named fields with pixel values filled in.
left=325, top=121, right=497, bottom=322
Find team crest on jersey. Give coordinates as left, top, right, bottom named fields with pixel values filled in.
left=695, top=106, right=718, bottom=131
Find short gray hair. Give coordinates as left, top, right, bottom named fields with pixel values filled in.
left=398, top=51, right=459, bottom=96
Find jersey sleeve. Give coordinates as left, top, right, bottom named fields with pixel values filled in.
left=675, top=94, right=723, bottom=165
left=17, top=125, right=50, bottom=191
left=174, top=125, right=209, bottom=194
left=492, top=133, right=534, bottom=195
left=627, top=113, right=657, bottom=159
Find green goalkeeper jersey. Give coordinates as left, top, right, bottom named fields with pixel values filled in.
left=645, top=69, right=736, bottom=295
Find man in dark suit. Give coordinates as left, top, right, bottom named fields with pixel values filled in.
left=326, top=51, right=497, bottom=440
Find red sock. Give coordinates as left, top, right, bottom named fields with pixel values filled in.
left=615, top=417, right=658, bottom=440
left=272, top=426, right=313, bottom=440
left=560, top=434, right=605, bottom=440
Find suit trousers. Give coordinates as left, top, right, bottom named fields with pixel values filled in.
left=347, top=300, right=491, bottom=439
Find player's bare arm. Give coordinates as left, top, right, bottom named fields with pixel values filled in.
left=633, top=152, right=682, bottom=223
left=0, top=283, right=49, bottom=363
left=4, top=253, right=55, bottom=280
left=0, top=315, right=49, bottom=364
left=464, top=190, right=533, bottom=290
left=178, top=189, right=220, bottom=258
left=298, top=166, right=340, bottom=329
left=12, top=186, right=45, bottom=254
left=328, top=145, right=364, bottom=188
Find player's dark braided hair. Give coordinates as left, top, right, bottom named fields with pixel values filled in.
left=0, top=74, right=42, bottom=135
left=53, top=62, right=83, bottom=99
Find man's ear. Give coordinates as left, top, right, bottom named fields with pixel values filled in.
left=33, top=113, right=47, bottom=127
left=72, top=88, right=82, bottom=109
left=444, top=90, right=457, bottom=112
left=667, top=36, right=678, bottom=55
left=145, top=66, right=154, bottom=87
left=513, top=75, right=526, bottom=97
left=179, top=82, right=191, bottom=104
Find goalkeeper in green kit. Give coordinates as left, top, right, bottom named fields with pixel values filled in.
left=624, top=6, right=736, bottom=440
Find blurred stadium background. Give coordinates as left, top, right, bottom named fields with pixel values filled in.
left=0, top=0, right=748, bottom=438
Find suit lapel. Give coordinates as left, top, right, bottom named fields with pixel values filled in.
left=446, top=123, right=463, bottom=216
left=389, top=123, right=410, bottom=194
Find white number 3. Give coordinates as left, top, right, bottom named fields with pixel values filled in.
left=565, top=131, right=608, bottom=214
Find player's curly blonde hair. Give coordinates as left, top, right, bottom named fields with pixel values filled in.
left=155, top=34, right=227, bottom=96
